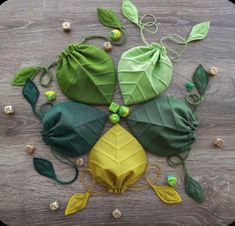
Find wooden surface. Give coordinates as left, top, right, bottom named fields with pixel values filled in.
left=0, top=0, right=235, bottom=225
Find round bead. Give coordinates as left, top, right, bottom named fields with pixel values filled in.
left=62, top=22, right=71, bottom=32
left=103, top=41, right=112, bottom=52
left=109, top=113, right=120, bottom=124
left=208, top=66, right=218, bottom=76
left=50, top=201, right=59, bottom=211
left=25, top=145, right=35, bottom=154
left=45, top=91, right=56, bottom=101
left=4, top=105, right=15, bottom=114
left=75, top=158, right=84, bottom=167
left=118, top=105, right=129, bottom=117
left=213, top=138, right=224, bottom=148
left=110, top=29, right=122, bottom=41
left=185, top=82, right=195, bottom=92
left=112, top=208, right=122, bottom=219
left=167, top=175, right=177, bottom=186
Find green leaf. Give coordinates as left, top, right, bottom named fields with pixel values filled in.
left=97, top=8, right=122, bottom=28
left=11, top=66, right=40, bottom=86
left=185, top=174, right=204, bottom=203
left=33, top=158, right=57, bottom=180
left=192, top=64, right=209, bottom=96
left=187, top=21, right=210, bottom=43
left=122, top=0, right=139, bottom=24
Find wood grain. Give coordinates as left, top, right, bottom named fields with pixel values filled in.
left=0, top=0, right=235, bottom=225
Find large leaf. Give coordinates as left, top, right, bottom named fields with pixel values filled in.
left=33, top=158, right=57, bottom=180
left=122, top=0, right=139, bottom=24
left=88, top=124, right=147, bottom=193
left=126, top=95, right=198, bottom=157
left=152, top=185, right=182, bottom=204
left=65, top=192, right=90, bottom=215
left=185, top=174, right=204, bottom=203
left=56, top=43, right=116, bottom=105
left=97, top=8, right=122, bottom=28
left=11, top=66, right=41, bottom=86
left=118, top=43, right=173, bottom=105
left=192, top=64, right=209, bottom=96
left=187, top=21, right=210, bottom=43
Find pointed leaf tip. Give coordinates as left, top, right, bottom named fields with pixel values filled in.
left=187, top=21, right=210, bottom=43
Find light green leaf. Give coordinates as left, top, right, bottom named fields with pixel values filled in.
left=122, top=0, right=139, bottom=24
left=187, top=21, right=210, bottom=43
left=192, top=64, right=209, bottom=96
left=97, top=8, right=122, bottom=28
left=11, top=66, right=41, bottom=86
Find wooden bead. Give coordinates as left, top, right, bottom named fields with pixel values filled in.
left=208, top=66, right=218, bottom=76
left=25, top=145, right=35, bottom=154
left=50, top=201, right=59, bottom=211
left=62, top=22, right=71, bottom=32
left=75, top=158, right=84, bottom=167
left=4, top=105, right=15, bottom=114
left=103, top=42, right=112, bottom=52
left=213, top=138, right=224, bottom=148
left=112, top=208, right=122, bottom=219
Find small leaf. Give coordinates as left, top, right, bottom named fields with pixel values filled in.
left=65, top=192, right=90, bottom=215
left=122, top=0, right=139, bottom=24
left=185, top=174, right=204, bottom=203
left=11, top=66, right=41, bottom=86
left=33, top=158, right=57, bottom=180
left=97, top=8, right=122, bottom=28
left=187, top=21, right=210, bottom=43
left=152, top=185, right=182, bottom=204
left=192, top=64, right=209, bottom=96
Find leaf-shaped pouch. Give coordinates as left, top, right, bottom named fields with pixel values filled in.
left=56, top=43, right=116, bottom=105
left=126, top=95, right=198, bottom=156
left=88, top=124, right=147, bottom=193
left=118, top=43, right=173, bottom=105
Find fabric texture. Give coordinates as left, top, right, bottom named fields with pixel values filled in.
left=56, top=43, right=116, bottom=105
left=118, top=43, right=173, bottom=105
left=126, top=95, right=198, bottom=156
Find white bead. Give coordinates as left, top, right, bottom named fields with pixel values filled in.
left=4, top=105, right=15, bottom=114
left=50, top=201, right=59, bottom=211
left=25, top=145, right=35, bottom=154
left=112, top=208, right=122, bottom=219
left=75, top=158, right=84, bottom=167
left=62, top=22, right=71, bottom=32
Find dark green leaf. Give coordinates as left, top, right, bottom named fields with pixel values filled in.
left=22, top=79, right=39, bottom=111
left=33, top=158, right=57, bottom=180
left=192, top=64, right=209, bottom=96
left=185, top=174, right=204, bottom=203
left=11, top=66, right=40, bottom=86
left=97, top=8, right=122, bottom=28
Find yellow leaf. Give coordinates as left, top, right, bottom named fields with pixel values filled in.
left=65, top=192, right=90, bottom=215
left=152, top=185, right=182, bottom=204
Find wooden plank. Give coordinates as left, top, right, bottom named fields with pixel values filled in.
left=0, top=0, right=235, bottom=225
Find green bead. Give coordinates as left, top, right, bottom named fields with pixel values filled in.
left=45, top=91, right=56, bottom=101
left=167, top=175, right=177, bottom=186
left=185, top=82, right=195, bottom=92
left=109, top=102, right=120, bottom=113
left=110, top=29, right=122, bottom=41
left=118, top=105, right=129, bottom=117
left=109, top=113, right=120, bottom=124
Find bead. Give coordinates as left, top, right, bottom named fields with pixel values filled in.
left=109, top=102, right=120, bottom=113
left=50, top=201, right=60, bottom=211
left=4, top=105, right=15, bottom=114
left=103, top=41, right=112, bottom=52
left=213, top=138, right=224, bottom=148
left=110, top=29, right=122, bottom=41
left=75, top=158, right=84, bottom=167
left=185, top=82, right=195, bottom=92
left=62, top=22, right=71, bottom=32
left=208, top=66, right=218, bottom=76
left=45, top=91, right=56, bottom=101
left=167, top=175, right=177, bottom=186
left=112, top=208, right=122, bottom=219
left=25, top=145, right=35, bottom=154
left=109, top=113, right=120, bottom=124
left=118, top=105, right=129, bottom=117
